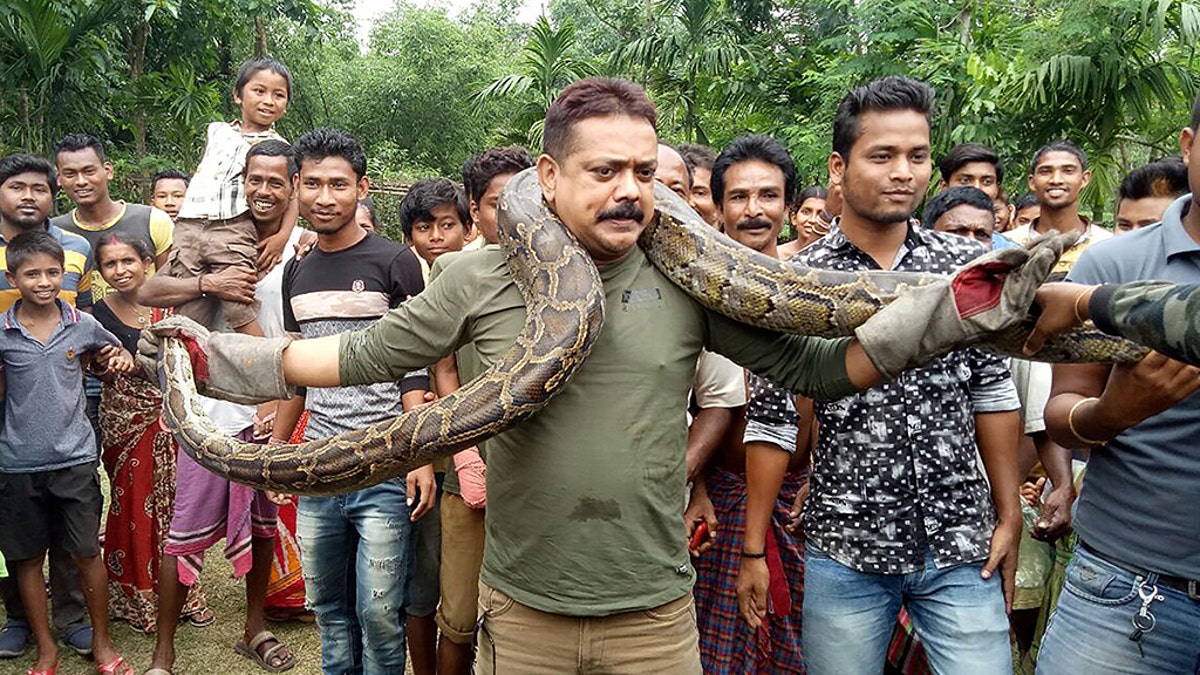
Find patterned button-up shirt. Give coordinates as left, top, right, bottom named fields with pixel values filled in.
left=178, top=121, right=285, bottom=221
left=768, top=221, right=1019, bottom=574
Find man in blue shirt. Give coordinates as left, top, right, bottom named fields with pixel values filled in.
left=1037, top=92, right=1200, bottom=673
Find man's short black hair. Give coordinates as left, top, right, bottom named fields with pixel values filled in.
left=711, top=135, right=797, bottom=208
left=0, top=154, right=56, bottom=194
left=1118, top=158, right=1189, bottom=204
left=235, top=55, right=293, bottom=99
left=677, top=144, right=716, bottom=173
left=398, top=178, right=470, bottom=239
left=790, top=185, right=828, bottom=214
left=921, top=186, right=995, bottom=229
left=150, top=169, right=189, bottom=193
left=939, top=143, right=1003, bottom=185
left=245, top=139, right=298, bottom=179
left=833, top=76, right=934, bottom=159
left=1013, top=192, right=1038, bottom=211
left=6, top=230, right=64, bottom=274
left=543, top=78, right=656, bottom=160
left=293, top=129, right=366, bottom=180
left=464, top=146, right=534, bottom=205
left=53, top=133, right=106, bottom=163
left=1030, top=141, right=1087, bottom=172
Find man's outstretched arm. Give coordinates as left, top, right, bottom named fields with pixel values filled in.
left=713, top=232, right=1068, bottom=399
left=1029, top=281, right=1200, bottom=366
left=143, top=261, right=472, bottom=399
left=280, top=335, right=344, bottom=387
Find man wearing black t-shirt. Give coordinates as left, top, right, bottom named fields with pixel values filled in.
left=270, top=129, right=431, bottom=674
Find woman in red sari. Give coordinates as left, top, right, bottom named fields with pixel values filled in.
left=93, top=234, right=211, bottom=632
left=263, top=411, right=311, bottom=623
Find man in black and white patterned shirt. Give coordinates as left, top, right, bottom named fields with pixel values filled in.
left=738, top=76, right=1023, bottom=675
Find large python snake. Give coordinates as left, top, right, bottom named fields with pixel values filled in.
left=158, top=169, right=1147, bottom=495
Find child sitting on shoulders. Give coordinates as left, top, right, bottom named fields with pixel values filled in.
left=160, top=55, right=298, bottom=336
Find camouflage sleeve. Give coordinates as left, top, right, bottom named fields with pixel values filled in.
left=1089, top=281, right=1200, bottom=365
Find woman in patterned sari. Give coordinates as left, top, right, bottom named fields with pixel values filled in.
left=263, top=411, right=311, bottom=623
left=93, top=234, right=211, bottom=632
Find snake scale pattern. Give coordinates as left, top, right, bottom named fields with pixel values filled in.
left=158, top=169, right=1147, bottom=495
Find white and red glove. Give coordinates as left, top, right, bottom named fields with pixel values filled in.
left=856, top=232, right=1074, bottom=379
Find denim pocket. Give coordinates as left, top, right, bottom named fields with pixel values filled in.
left=1063, top=554, right=1138, bottom=607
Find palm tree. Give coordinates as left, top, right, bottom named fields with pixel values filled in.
left=613, top=0, right=748, bottom=143
left=0, top=0, right=114, bottom=153
left=476, top=15, right=596, bottom=150
left=1009, top=0, right=1200, bottom=215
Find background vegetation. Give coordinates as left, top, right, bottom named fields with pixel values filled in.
left=2, top=0, right=1197, bottom=222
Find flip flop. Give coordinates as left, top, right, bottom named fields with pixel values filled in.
left=144, top=669, right=173, bottom=675
left=184, top=607, right=216, bottom=628
left=97, top=655, right=133, bottom=675
left=234, top=630, right=295, bottom=672
left=26, top=660, right=58, bottom=675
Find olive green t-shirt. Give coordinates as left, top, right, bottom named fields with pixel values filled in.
left=340, top=245, right=856, bottom=615
left=440, top=339, right=481, bottom=496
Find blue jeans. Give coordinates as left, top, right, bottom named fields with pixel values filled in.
left=405, top=473, right=441, bottom=618
left=297, top=479, right=413, bottom=675
left=1037, top=544, right=1200, bottom=674
left=802, top=544, right=1011, bottom=675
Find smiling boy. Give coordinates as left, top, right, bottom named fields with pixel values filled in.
left=159, top=56, right=298, bottom=335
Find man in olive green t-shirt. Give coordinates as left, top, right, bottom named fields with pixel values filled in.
left=147, top=78, right=1062, bottom=674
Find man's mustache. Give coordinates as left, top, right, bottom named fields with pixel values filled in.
left=737, top=217, right=774, bottom=231
left=596, top=203, right=645, bottom=223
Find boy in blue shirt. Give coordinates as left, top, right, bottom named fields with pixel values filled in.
left=0, top=231, right=135, bottom=675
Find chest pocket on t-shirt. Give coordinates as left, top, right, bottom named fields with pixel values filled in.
left=621, top=288, right=663, bottom=312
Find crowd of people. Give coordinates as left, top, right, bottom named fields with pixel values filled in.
left=0, top=51, right=1197, bottom=675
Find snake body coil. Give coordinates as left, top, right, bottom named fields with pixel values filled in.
left=159, top=172, right=1147, bottom=495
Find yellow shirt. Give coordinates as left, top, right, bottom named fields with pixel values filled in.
left=53, top=202, right=174, bottom=301
left=1006, top=218, right=1112, bottom=280
left=0, top=224, right=92, bottom=312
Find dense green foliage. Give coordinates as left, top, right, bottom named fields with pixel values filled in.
left=2, top=0, right=1197, bottom=218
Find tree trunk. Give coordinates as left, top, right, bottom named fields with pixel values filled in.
left=255, top=15, right=268, bottom=55
left=958, top=1, right=973, bottom=50
left=18, top=88, right=32, bottom=152
left=131, top=20, right=148, bottom=157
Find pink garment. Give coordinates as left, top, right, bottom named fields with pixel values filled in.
left=453, top=448, right=487, bottom=509
left=163, top=427, right=279, bottom=586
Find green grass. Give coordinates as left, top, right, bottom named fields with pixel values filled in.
left=0, top=462, right=430, bottom=675
left=0, top=468, right=335, bottom=675
left=0, top=549, right=327, bottom=675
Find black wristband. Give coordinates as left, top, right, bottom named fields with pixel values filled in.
left=741, top=550, right=767, bottom=559
left=1088, top=283, right=1120, bottom=336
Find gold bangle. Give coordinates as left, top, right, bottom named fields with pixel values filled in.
left=1072, top=287, right=1092, bottom=324
left=1067, top=396, right=1105, bottom=446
